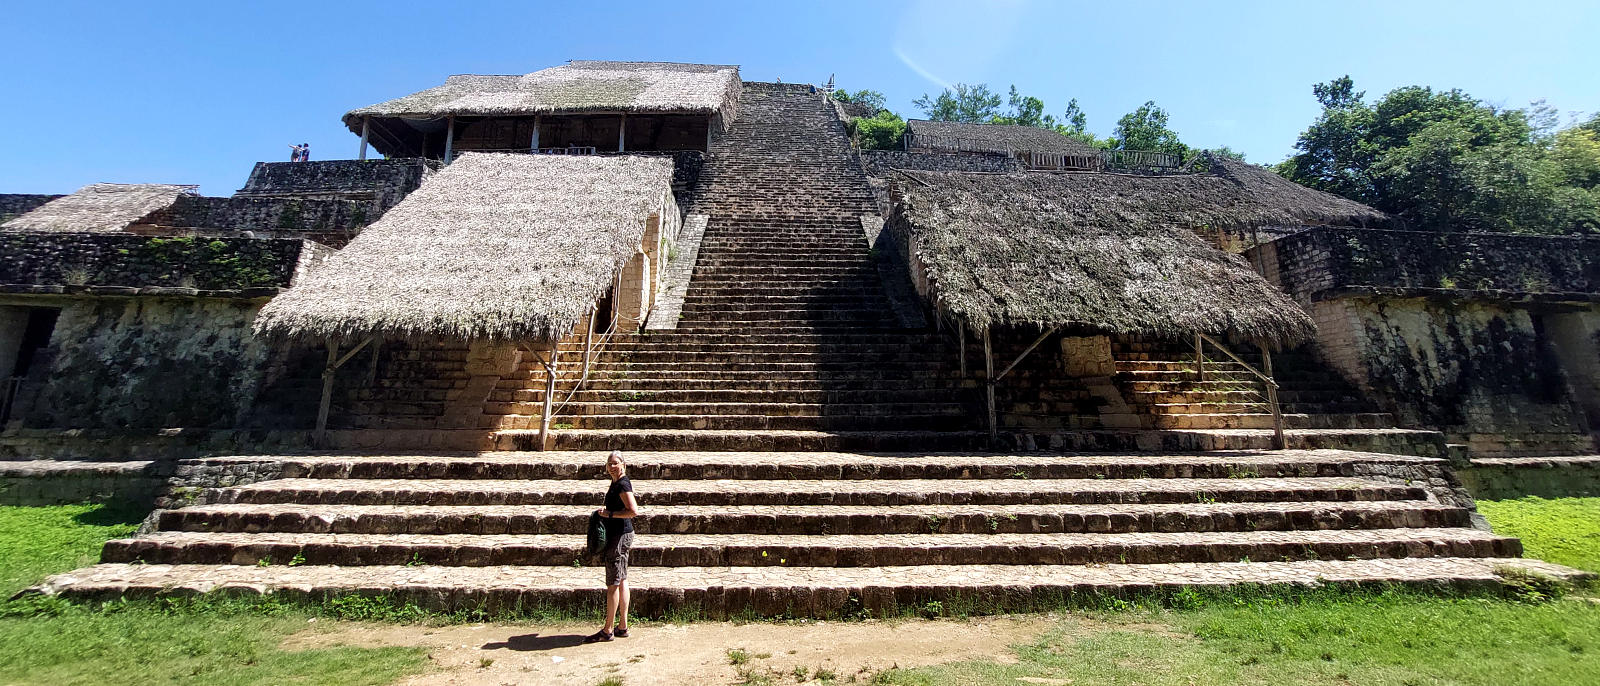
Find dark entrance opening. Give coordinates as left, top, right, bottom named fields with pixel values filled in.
left=2, top=306, right=59, bottom=423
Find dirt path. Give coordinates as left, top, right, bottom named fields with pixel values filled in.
left=285, top=615, right=1053, bottom=685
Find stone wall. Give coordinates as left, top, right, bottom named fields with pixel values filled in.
left=139, top=195, right=373, bottom=247
left=858, top=151, right=1022, bottom=216
left=236, top=158, right=439, bottom=211
left=13, top=297, right=273, bottom=430
left=0, top=194, right=61, bottom=223
left=1252, top=227, right=1600, bottom=457
left=0, top=233, right=308, bottom=296
left=1255, top=227, right=1600, bottom=302
left=858, top=150, right=1022, bottom=176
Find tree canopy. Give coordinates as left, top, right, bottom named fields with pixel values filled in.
left=1280, top=76, right=1600, bottom=234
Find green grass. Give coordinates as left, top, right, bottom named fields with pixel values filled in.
left=870, top=592, right=1600, bottom=686
left=869, top=496, right=1600, bottom=686
left=1478, top=497, right=1600, bottom=571
left=0, top=505, right=430, bottom=686
left=0, top=503, right=141, bottom=598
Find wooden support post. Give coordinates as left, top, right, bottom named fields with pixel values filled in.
left=706, top=116, right=713, bottom=151
left=316, top=340, right=339, bottom=447
left=993, top=326, right=1059, bottom=384
left=958, top=326, right=967, bottom=377
left=1194, top=332, right=1205, bottom=382
left=443, top=116, right=455, bottom=163
left=358, top=116, right=370, bottom=160
left=532, top=115, right=541, bottom=151
left=618, top=114, right=627, bottom=152
left=1260, top=342, right=1286, bottom=450
left=582, top=304, right=596, bottom=381
left=537, top=341, right=559, bottom=451
left=983, top=328, right=997, bottom=442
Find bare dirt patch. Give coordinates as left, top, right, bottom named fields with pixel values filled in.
left=285, top=615, right=1061, bottom=685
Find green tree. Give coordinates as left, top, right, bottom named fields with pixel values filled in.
left=913, top=83, right=1003, bottom=123
left=833, top=89, right=887, bottom=112
left=855, top=110, right=907, bottom=150
left=1112, top=101, right=1189, bottom=157
left=995, top=85, right=1055, bottom=128
left=1284, top=75, right=1595, bottom=234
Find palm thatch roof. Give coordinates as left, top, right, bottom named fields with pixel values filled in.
left=253, top=153, right=675, bottom=343
left=906, top=120, right=1102, bottom=157
left=345, top=61, right=741, bottom=126
left=1, top=183, right=196, bottom=233
left=888, top=162, right=1391, bottom=343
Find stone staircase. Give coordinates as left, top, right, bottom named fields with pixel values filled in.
left=34, top=450, right=1589, bottom=615
left=1110, top=338, right=1446, bottom=454
left=487, top=82, right=983, bottom=451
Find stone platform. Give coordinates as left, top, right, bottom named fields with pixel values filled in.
left=28, top=449, right=1590, bottom=616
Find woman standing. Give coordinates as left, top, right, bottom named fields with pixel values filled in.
left=586, top=450, right=638, bottom=643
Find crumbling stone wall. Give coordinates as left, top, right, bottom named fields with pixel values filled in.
left=0, top=233, right=307, bottom=295
left=1252, top=227, right=1600, bottom=457
left=16, top=298, right=273, bottom=429
left=0, top=194, right=61, bottom=223
left=235, top=158, right=439, bottom=212
left=859, top=151, right=1022, bottom=216
left=139, top=195, right=373, bottom=247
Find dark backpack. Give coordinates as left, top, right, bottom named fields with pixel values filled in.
left=586, top=511, right=609, bottom=557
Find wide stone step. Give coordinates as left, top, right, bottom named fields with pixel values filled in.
left=179, top=448, right=1446, bottom=482
left=529, top=369, right=961, bottom=382
left=493, top=401, right=966, bottom=418
left=101, top=528, right=1519, bottom=568
left=491, top=388, right=969, bottom=404
left=542, top=413, right=969, bottom=431
left=526, top=428, right=979, bottom=451
left=154, top=499, right=1469, bottom=535
left=205, top=476, right=1421, bottom=507
left=1151, top=413, right=1397, bottom=430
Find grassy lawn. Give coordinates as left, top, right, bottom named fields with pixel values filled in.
left=1478, top=496, right=1600, bottom=572
left=0, top=504, right=429, bottom=686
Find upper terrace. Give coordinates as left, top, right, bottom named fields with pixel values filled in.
left=345, top=61, right=741, bottom=160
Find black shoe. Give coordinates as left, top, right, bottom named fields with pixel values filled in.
left=613, top=627, right=629, bottom=638
left=583, top=630, right=614, bottom=643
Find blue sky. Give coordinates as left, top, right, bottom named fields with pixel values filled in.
left=4, top=0, right=1597, bottom=196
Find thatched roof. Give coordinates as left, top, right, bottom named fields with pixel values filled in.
left=253, top=153, right=675, bottom=343
left=1, top=183, right=196, bottom=233
left=906, top=120, right=1102, bottom=157
left=345, top=61, right=741, bottom=125
left=888, top=163, right=1390, bottom=343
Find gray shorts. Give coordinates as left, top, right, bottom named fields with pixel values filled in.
left=603, top=531, right=634, bottom=586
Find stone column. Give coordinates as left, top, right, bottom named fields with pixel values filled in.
left=614, top=251, right=651, bottom=333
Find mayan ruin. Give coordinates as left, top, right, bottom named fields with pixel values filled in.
left=2, top=18, right=1599, bottom=678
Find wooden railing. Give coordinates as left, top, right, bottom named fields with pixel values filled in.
left=455, top=146, right=599, bottom=156
left=1194, top=333, right=1287, bottom=450
left=905, top=132, right=1183, bottom=173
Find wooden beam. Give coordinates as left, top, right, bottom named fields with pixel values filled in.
left=314, top=336, right=376, bottom=448
left=443, top=115, right=456, bottom=163
left=992, top=326, right=1059, bottom=384
left=983, top=328, right=996, bottom=442
left=315, top=340, right=339, bottom=447
left=532, top=115, right=541, bottom=150
left=618, top=113, right=627, bottom=152
left=1260, top=342, right=1286, bottom=450
left=958, top=326, right=967, bottom=378
left=537, top=340, right=559, bottom=451
left=358, top=116, right=370, bottom=160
